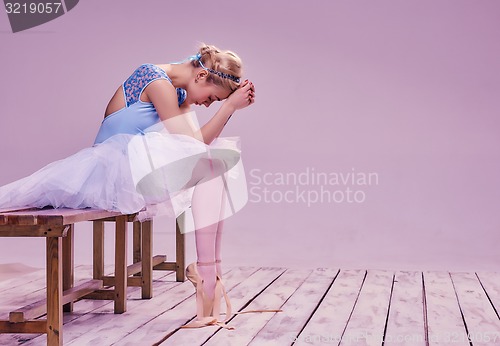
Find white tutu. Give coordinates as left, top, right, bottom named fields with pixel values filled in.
left=0, top=128, right=248, bottom=222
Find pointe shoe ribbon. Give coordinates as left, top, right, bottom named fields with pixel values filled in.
left=212, top=271, right=284, bottom=330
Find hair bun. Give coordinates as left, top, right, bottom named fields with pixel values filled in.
left=195, top=43, right=243, bottom=92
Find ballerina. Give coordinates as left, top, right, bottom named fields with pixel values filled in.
left=0, top=44, right=280, bottom=329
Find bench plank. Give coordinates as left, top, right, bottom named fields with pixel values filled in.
left=0, top=208, right=123, bottom=226
left=0, top=207, right=41, bottom=213
left=0, top=225, right=68, bottom=237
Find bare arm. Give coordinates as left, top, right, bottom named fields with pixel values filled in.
left=199, top=80, right=255, bottom=144
left=145, top=79, right=255, bottom=144
left=198, top=102, right=235, bottom=144
left=145, top=79, right=201, bottom=140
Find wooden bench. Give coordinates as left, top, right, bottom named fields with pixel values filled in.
left=0, top=206, right=186, bottom=346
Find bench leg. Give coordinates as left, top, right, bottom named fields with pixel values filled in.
left=62, top=224, right=74, bottom=312
left=93, top=221, right=104, bottom=280
left=133, top=221, right=141, bottom=277
left=151, top=216, right=186, bottom=282
left=141, top=220, right=152, bottom=299
left=175, top=219, right=185, bottom=282
left=114, top=215, right=127, bottom=313
left=46, top=236, right=63, bottom=345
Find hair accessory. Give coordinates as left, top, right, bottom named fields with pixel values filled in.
left=192, top=52, right=240, bottom=83
left=189, top=53, right=202, bottom=61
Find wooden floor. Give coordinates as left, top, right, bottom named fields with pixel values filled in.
left=1, top=265, right=500, bottom=345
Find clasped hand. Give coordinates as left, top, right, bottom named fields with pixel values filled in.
left=225, top=79, right=255, bottom=111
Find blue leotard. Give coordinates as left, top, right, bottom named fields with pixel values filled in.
left=93, top=63, right=187, bottom=145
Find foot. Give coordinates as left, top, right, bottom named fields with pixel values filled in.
left=182, top=261, right=219, bottom=329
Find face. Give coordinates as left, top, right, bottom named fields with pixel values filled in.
left=187, top=73, right=232, bottom=107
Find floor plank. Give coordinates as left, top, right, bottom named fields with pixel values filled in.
left=248, top=267, right=339, bottom=346
left=0, top=265, right=113, bottom=345
left=57, top=267, right=236, bottom=346
left=0, top=265, right=99, bottom=319
left=1, top=267, right=499, bottom=346
left=26, top=271, right=181, bottom=346
left=424, top=271, right=469, bottom=346
left=203, top=268, right=311, bottom=346
left=339, top=269, right=394, bottom=346
left=451, top=272, right=500, bottom=345
left=384, top=271, right=426, bottom=346
left=294, top=269, right=364, bottom=345
left=476, top=271, right=500, bottom=320
left=0, top=267, right=45, bottom=293
left=124, top=267, right=282, bottom=346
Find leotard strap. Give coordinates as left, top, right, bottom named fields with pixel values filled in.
left=123, top=63, right=186, bottom=107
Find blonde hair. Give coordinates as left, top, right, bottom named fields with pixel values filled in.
left=191, top=43, right=243, bottom=92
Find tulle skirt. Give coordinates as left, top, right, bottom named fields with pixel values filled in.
left=0, top=131, right=247, bottom=221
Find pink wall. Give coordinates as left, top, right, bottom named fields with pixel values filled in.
left=1, top=0, right=499, bottom=271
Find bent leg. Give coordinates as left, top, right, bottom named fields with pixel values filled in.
left=190, top=158, right=226, bottom=301
left=215, top=178, right=228, bottom=278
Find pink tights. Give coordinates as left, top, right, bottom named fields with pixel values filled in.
left=189, top=158, right=228, bottom=302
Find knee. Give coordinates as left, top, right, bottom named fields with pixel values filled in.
left=190, top=157, right=227, bottom=184
left=207, top=158, right=227, bottom=175
left=199, top=157, right=227, bottom=173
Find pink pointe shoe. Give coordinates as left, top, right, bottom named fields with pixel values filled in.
left=180, top=260, right=218, bottom=328
left=181, top=260, right=283, bottom=330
